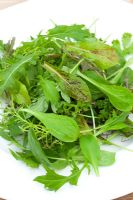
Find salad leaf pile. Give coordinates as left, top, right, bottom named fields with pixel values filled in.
left=0, top=24, right=133, bottom=191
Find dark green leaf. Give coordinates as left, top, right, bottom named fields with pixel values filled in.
left=97, top=112, right=129, bottom=135
left=10, top=149, right=39, bottom=168
left=28, top=129, right=50, bottom=166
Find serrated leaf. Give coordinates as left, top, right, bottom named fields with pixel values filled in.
left=34, top=169, right=69, bottom=191
left=10, top=149, right=39, bottom=168
left=34, top=165, right=82, bottom=191
left=0, top=54, right=33, bottom=95
left=47, top=24, right=91, bottom=41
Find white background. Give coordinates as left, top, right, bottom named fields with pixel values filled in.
left=0, top=0, right=133, bottom=200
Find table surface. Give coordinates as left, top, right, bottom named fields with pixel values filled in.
left=0, top=0, right=26, bottom=10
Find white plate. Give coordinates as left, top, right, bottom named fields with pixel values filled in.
left=0, top=0, right=133, bottom=200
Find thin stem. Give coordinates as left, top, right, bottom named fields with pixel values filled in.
left=103, top=140, right=133, bottom=152
left=43, top=62, right=69, bottom=84
left=59, top=53, right=67, bottom=68
left=102, top=70, right=107, bottom=80
left=78, top=113, right=98, bottom=118
left=107, top=65, right=126, bottom=80
left=51, top=38, right=62, bottom=48
left=70, top=59, right=84, bottom=74
left=90, top=105, right=96, bottom=135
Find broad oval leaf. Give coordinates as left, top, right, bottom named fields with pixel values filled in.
left=80, top=134, right=100, bottom=175
left=78, top=70, right=133, bottom=112
left=12, top=81, right=31, bottom=105
left=99, top=150, right=115, bottom=166
left=22, top=109, right=80, bottom=142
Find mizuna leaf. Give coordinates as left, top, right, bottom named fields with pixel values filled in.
left=0, top=54, right=33, bottom=95
left=34, top=169, right=69, bottom=191
left=22, top=109, right=80, bottom=142
left=34, top=165, right=83, bottom=191
left=47, top=24, right=91, bottom=41
left=10, top=149, right=39, bottom=168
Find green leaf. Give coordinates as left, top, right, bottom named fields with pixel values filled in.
left=97, top=112, right=129, bottom=135
left=119, top=65, right=133, bottom=89
left=39, top=78, right=60, bottom=112
left=22, top=109, right=80, bottom=142
left=59, top=74, right=92, bottom=103
left=78, top=70, right=133, bottom=112
left=28, top=129, right=50, bottom=166
left=34, top=169, right=69, bottom=191
left=69, top=165, right=82, bottom=185
left=12, top=81, right=31, bottom=105
left=122, top=32, right=132, bottom=49
left=51, top=160, right=68, bottom=170
left=7, top=117, right=22, bottom=137
left=80, top=134, right=100, bottom=175
left=44, top=62, right=92, bottom=103
left=10, top=149, right=39, bottom=168
left=112, top=39, right=125, bottom=65
left=99, top=150, right=115, bottom=166
left=34, top=165, right=83, bottom=191
left=29, top=96, right=48, bottom=114
left=110, top=57, right=133, bottom=84
left=0, top=54, right=33, bottom=95
left=66, top=40, right=119, bottom=69
left=47, top=24, right=91, bottom=41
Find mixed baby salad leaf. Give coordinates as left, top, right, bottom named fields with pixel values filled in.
left=0, top=24, right=133, bottom=191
